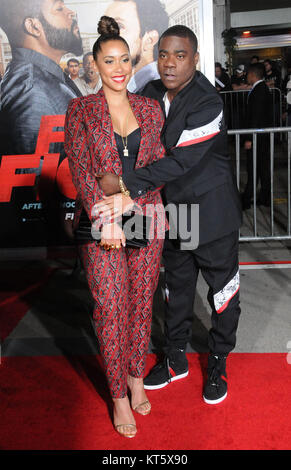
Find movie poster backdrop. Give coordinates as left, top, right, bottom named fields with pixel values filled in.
left=0, top=0, right=200, bottom=248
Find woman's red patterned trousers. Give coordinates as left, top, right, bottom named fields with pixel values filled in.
left=79, top=237, right=163, bottom=398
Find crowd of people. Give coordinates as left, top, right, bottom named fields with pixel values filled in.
left=64, top=53, right=290, bottom=99
left=60, top=52, right=291, bottom=132
left=214, top=56, right=291, bottom=211
left=65, top=53, right=102, bottom=96
left=215, top=55, right=289, bottom=93
left=215, top=56, right=291, bottom=125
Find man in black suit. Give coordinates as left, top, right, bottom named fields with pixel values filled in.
left=241, top=63, right=273, bottom=209
left=93, top=26, right=242, bottom=405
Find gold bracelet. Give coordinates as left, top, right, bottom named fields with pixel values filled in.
left=119, top=176, right=130, bottom=197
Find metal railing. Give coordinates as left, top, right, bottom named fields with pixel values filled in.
left=228, top=126, right=291, bottom=242
left=221, top=88, right=282, bottom=130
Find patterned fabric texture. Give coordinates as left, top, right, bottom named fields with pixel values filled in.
left=64, top=89, right=166, bottom=397
left=64, top=89, right=165, bottom=228
left=80, top=237, right=164, bottom=397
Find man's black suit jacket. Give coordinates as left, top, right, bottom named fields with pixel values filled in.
left=123, top=71, right=242, bottom=247
left=245, top=80, right=273, bottom=131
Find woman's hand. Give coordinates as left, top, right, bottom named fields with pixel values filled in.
left=100, top=222, right=126, bottom=251
left=92, top=193, right=134, bottom=220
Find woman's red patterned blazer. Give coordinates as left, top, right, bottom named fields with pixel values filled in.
left=64, top=88, right=166, bottom=231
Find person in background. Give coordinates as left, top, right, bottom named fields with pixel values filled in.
left=264, top=59, right=282, bottom=128
left=231, top=64, right=250, bottom=90
left=264, top=59, right=281, bottom=89
left=250, top=55, right=259, bottom=65
left=282, top=65, right=291, bottom=126
left=229, top=64, right=250, bottom=128
left=74, top=52, right=102, bottom=96
left=282, top=65, right=291, bottom=94
left=241, top=63, right=273, bottom=210
left=67, top=57, right=81, bottom=81
left=215, top=62, right=231, bottom=92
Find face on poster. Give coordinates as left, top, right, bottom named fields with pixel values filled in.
left=0, top=0, right=200, bottom=248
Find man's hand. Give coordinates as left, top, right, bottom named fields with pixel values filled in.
left=244, top=140, right=252, bottom=150
left=95, top=173, right=120, bottom=195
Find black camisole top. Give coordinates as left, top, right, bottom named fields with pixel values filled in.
left=114, top=128, right=141, bottom=175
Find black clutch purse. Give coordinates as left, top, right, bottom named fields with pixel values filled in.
left=74, top=209, right=151, bottom=249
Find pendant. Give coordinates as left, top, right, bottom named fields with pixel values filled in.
left=123, top=148, right=129, bottom=157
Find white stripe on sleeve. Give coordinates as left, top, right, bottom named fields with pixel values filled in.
left=176, top=111, right=223, bottom=147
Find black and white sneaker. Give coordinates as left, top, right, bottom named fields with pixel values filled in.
left=203, top=354, right=228, bottom=405
left=144, top=351, right=189, bottom=390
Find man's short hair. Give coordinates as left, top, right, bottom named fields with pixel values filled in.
left=0, top=0, right=43, bottom=45
left=248, top=63, right=265, bottom=80
left=67, top=58, right=80, bottom=67
left=264, top=59, right=272, bottom=66
left=159, top=25, right=198, bottom=54
left=83, top=52, right=93, bottom=63
left=215, top=62, right=222, bottom=69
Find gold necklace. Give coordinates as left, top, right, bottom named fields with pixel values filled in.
left=121, top=111, right=130, bottom=157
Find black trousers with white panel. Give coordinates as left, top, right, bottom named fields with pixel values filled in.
left=163, top=230, right=241, bottom=356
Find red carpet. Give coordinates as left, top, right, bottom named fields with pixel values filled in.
left=0, top=353, right=290, bottom=450
left=0, top=267, right=57, bottom=341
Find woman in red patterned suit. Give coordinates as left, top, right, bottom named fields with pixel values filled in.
left=64, top=16, right=165, bottom=438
